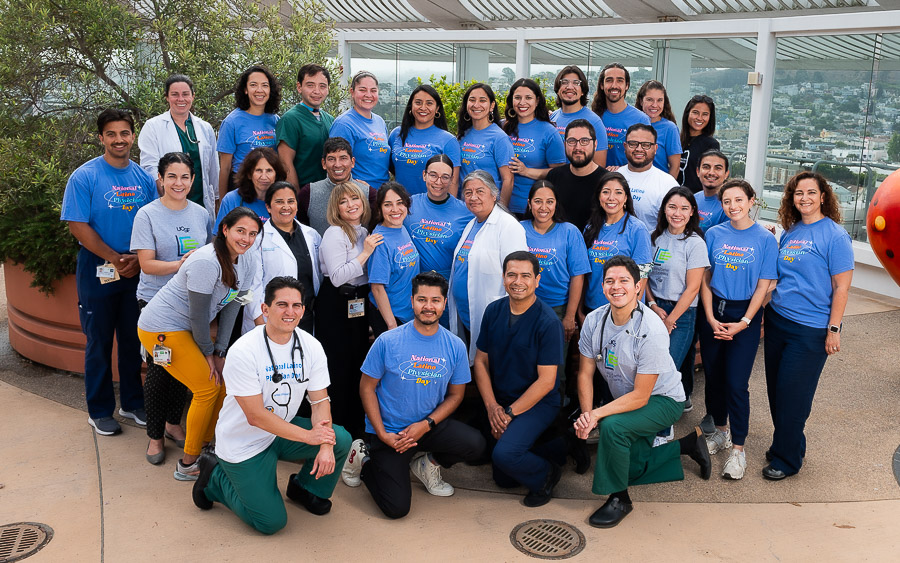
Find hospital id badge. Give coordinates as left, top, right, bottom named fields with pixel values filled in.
left=152, top=344, right=172, bottom=367
left=96, top=262, right=119, bottom=284
left=348, top=298, right=365, bottom=318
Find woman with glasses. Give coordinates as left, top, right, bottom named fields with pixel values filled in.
left=138, top=74, right=219, bottom=218
left=678, top=95, right=719, bottom=193
left=330, top=71, right=390, bottom=189
left=503, top=78, right=566, bottom=215
left=389, top=85, right=461, bottom=196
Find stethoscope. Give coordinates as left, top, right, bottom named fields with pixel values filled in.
left=598, top=302, right=649, bottom=361
left=263, top=327, right=306, bottom=384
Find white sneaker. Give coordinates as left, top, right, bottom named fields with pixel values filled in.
left=705, top=429, right=733, bottom=455
left=652, top=425, right=675, bottom=447
left=410, top=453, right=454, bottom=497
left=341, top=439, right=367, bottom=487
left=722, top=449, right=746, bottom=480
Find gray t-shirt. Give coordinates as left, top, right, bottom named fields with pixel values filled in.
left=648, top=230, right=709, bottom=306
left=579, top=304, right=685, bottom=402
left=130, top=199, right=214, bottom=302
left=138, top=244, right=256, bottom=332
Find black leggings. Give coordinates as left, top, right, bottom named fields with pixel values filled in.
left=138, top=300, right=188, bottom=440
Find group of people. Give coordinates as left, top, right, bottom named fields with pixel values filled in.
left=59, top=60, right=854, bottom=534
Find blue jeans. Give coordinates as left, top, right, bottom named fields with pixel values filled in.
left=697, top=296, right=761, bottom=447
left=763, top=306, right=829, bottom=475
left=76, top=248, right=144, bottom=419
left=490, top=401, right=560, bottom=492
left=656, top=299, right=697, bottom=398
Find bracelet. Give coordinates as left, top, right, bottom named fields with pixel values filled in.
left=648, top=301, right=657, bottom=308
left=740, top=316, right=752, bottom=326
left=308, top=395, right=331, bottom=405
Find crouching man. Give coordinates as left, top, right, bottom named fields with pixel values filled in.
left=192, top=276, right=351, bottom=534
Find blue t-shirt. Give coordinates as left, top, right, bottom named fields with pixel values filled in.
left=361, top=322, right=471, bottom=434
left=650, top=119, right=682, bottom=174
left=584, top=215, right=652, bottom=310
left=405, top=194, right=473, bottom=280
left=329, top=108, right=390, bottom=188
left=697, top=193, right=727, bottom=233
left=771, top=218, right=854, bottom=328
left=367, top=224, right=420, bottom=323
left=459, top=124, right=514, bottom=189
left=214, top=190, right=269, bottom=231
left=476, top=297, right=564, bottom=408
left=602, top=105, right=650, bottom=167
left=550, top=106, right=608, bottom=152
left=60, top=156, right=157, bottom=253
left=389, top=126, right=461, bottom=196
left=216, top=109, right=279, bottom=172
left=706, top=222, right=778, bottom=300
left=508, top=120, right=567, bottom=213
left=450, top=219, right=485, bottom=329
left=521, top=220, right=591, bottom=308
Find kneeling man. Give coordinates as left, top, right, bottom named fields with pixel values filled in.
left=192, top=276, right=351, bottom=535
left=342, top=271, right=485, bottom=518
left=474, top=251, right=565, bottom=507
left=575, top=255, right=710, bottom=529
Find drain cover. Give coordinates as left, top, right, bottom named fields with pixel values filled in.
left=0, top=523, right=53, bottom=562
left=510, top=519, right=585, bottom=559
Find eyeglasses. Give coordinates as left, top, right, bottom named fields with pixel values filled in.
left=625, top=141, right=655, bottom=150
left=426, top=171, right=452, bottom=183
left=560, top=79, right=582, bottom=87
left=565, top=137, right=594, bottom=147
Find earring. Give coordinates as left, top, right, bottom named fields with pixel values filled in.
left=435, top=111, right=441, bottom=118
left=488, top=112, right=494, bottom=122
left=463, top=113, right=471, bottom=122
left=506, top=108, right=516, bottom=118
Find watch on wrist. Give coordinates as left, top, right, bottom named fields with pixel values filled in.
left=504, top=405, right=517, bottom=419
left=828, top=324, right=842, bottom=333
left=214, top=348, right=227, bottom=358
left=425, top=416, right=436, bottom=430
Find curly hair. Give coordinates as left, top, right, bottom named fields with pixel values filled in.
left=234, top=65, right=281, bottom=114
left=235, top=147, right=286, bottom=203
left=778, top=171, right=842, bottom=231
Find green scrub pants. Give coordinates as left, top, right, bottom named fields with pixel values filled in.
left=592, top=395, right=685, bottom=495
left=204, top=418, right=351, bottom=534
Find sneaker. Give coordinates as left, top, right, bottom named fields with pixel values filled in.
left=585, top=427, right=600, bottom=445
left=653, top=425, right=674, bottom=447
left=410, top=453, right=454, bottom=497
left=341, top=439, right=368, bottom=487
left=88, top=416, right=122, bottom=436
left=118, top=407, right=147, bottom=426
left=683, top=398, right=693, bottom=412
left=175, top=458, right=201, bottom=481
left=723, top=449, right=747, bottom=480
left=706, top=429, right=733, bottom=455
left=699, top=413, right=716, bottom=436
left=192, top=453, right=218, bottom=510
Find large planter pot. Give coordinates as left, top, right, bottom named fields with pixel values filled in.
left=5, top=260, right=125, bottom=379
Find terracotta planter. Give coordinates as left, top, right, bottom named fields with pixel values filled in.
left=5, top=260, right=125, bottom=379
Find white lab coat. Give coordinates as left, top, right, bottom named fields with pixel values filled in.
left=448, top=205, right=528, bottom=364
left=248, top=219, right=323, bottom=323
left=138, top=111, right=219, bottom=218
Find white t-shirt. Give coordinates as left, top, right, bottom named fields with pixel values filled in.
left=618, top=166, right=679, bottom=230
left=215, top=325, right=330, bottom=463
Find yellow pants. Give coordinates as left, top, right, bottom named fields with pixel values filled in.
left=138, top=328, right=225, bottom=456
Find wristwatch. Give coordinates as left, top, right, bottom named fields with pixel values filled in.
left=214, top=348, right=227, bottom=358
left=425, top=417, right=436, bottom=430
left=504, top=406, right=517, bottom=420
left=828, top=324, right=842, bottom=333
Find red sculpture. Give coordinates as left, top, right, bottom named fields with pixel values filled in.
left=867, top=169, right=900, bottom=287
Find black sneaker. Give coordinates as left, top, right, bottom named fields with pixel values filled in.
left=286, top=474, right=332, bottom=515
left=523, top=463, right=562, bottom=508
left=192, top=453, right=218, bottom=510
left=88, top=416, right=122, bottom=436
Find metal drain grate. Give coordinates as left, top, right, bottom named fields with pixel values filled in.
left=510, top=519, right=585, bottom=559
left=0, top=523, right=53, bottom=562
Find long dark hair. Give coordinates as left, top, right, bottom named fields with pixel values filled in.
left=583, top=172, right=636, bottom=245
left=524, top=179, right=566, bottom=223
left=234, top=64, right=281, bottom=114
left=651, top=186, right=702, bottom=244
left=680, top=95, right=716, bottom=149
left=457, top=83, right=501, bottom=140
left=373, top=181, right=412, bottom=225
left=214, top=207, right=263, bottom=289
left=399, top=85, right=449, bottom=143
left=235, top=147, right=286, bottom=202
left=590, top=63, right=629, bottom=116
left=635, top=80, right=677, bottom=123
left=503, top=78, right=552, bottom=138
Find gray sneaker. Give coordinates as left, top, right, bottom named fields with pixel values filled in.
left=706, top=429, right=733, bottom=455
left=175, top=458, right=201, bottom=481
left=119, top=407, right=147, bottom=426
left=88, top=416, right=122, bottom=436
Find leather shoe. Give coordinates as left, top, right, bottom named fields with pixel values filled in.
left=588, top=496, right=633, bottom=528
left=523, top=463, right=562, bottom=508
left=192, top=453, right=218, bottom=510
left=689, top=427, right=712, bottom=480
left=286, top=474, right=332, bottom=515
left=762, top=465, right=788, bottom=481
